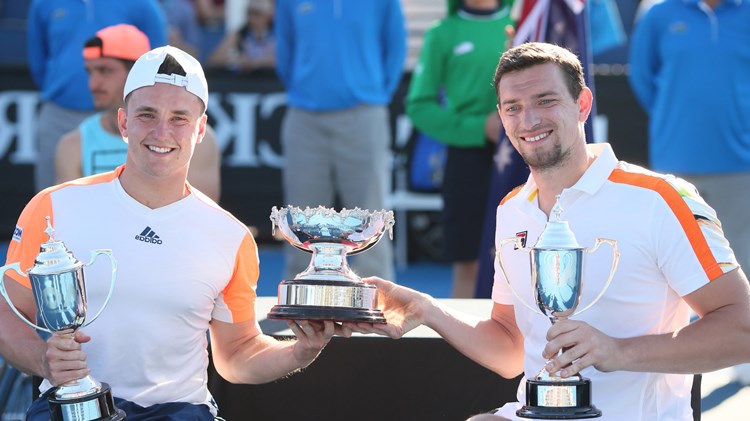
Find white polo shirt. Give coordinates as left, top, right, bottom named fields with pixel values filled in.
left=492, top=143, right=737, bottom=421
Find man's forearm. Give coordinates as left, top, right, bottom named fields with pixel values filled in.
left=0, top=306, right=47, bottom=377
left=423, top=299, right=524, bottom=379
left=218, top=335, right=313, bottom=385
left=617, top=304, right=750, bottom=375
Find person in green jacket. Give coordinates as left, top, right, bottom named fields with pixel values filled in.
left=407, top=0, right=513, bottom=297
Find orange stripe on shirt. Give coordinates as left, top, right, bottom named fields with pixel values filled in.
left=499, top=184, right=526, bottom=206
left=608, top=169, right=724, bottom=281
left=222, top=232, right=260, bottom=323
left=5, top=168, right=123, bottom=288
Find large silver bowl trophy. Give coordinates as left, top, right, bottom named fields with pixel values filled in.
left=268, top=205, right=394, bottom=323
left=0, top=217, right=124, bottom=421
left=496, top=197, right=619, bottom=419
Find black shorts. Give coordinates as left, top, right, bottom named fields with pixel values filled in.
left=441, top=144, right=494, bottom=262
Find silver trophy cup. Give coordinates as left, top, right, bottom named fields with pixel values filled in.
left=0, top=217, right=124, bottom=421
left=268, top=205, right=394, bottom=323
left=496, top=198, right=619, bottom=419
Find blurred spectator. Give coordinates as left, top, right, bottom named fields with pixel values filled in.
left=406, top=0, right=513, bottom=298
left=195, top=0, right=226, bottom=27
left=274, top=0, right=407, bottom=282
left=160, top=0, right=203, bottom=58
left=208, top=0, right=275, bottom=74
left=26, top=0, right=167, bottom=192
left=629, top=0, right=750, bottom=385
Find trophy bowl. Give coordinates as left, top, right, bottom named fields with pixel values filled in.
left=267, top=205, right=394, bottom=323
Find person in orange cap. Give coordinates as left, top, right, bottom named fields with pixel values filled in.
left=55, top=24, right=222, bottom=202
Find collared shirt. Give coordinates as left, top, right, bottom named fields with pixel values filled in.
left=492, top=143, right=737, bottom=420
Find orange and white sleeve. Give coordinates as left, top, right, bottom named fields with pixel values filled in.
left=6, top=191, right=55, bottom=289
left=217, top=231, right=260, bottom=323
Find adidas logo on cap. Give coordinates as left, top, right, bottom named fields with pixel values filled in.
left=135, top=226, right=163, bottom=245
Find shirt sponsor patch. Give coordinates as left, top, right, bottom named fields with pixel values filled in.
left=515, top=231, right=527, bottom=249
left=12, top=225, right=22, bottom=242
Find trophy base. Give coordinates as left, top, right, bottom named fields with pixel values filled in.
left=49, top=382, right=125, bottom=421
left=517, top=377, right=601, bottom=419
left=268, top=304, right=386, bottom=323
left=269, top=279, right=386, bottom=323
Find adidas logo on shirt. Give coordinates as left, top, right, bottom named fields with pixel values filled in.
left=135, top=226, right=163, bottom=245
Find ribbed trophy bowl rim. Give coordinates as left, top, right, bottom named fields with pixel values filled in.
left=270, top=205, right=394, bottom=254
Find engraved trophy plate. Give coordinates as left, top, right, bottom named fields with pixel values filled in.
left=0, top=217, right=125, bottom=421
left=496, top=198, right=620, bottom=419
left=268, top=206, right=394, bottom=323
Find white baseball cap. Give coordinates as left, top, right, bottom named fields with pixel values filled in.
left=123, top=45, right=208, bottom=109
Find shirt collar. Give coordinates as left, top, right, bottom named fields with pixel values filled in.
left=518, top=143, right=619, bottom=202
left=568, top=143, right=618, bottom=196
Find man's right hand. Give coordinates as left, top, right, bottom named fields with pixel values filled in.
left=45, top=330, right=91, bottom=386
left=343, top=277, right=430, bottom=339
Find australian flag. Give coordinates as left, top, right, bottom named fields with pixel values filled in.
left=474, top=0, right=597, bottom=297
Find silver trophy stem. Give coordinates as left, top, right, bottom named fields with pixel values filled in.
left=54, top=374, right=102, bottom=400
left=297, top=243, right=358, bottom=282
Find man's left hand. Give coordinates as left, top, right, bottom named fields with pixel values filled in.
left=287, top=320, right=351, bottom=367
left=543, top=319, right=622, bottom=377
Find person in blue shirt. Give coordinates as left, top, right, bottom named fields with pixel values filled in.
left=27, top=0, right=167, bottom=192
left=274, top=0, right=407, bottom=282
left=629, top=0, right=750, bottom=385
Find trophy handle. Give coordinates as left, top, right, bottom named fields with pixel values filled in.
left=81, top=249, right=118, bottom=328
left=495, top=237, right=543, bottom=314
left=0, top=263, right=54, bottom=333
left=576, top=238, right=620, bottom=315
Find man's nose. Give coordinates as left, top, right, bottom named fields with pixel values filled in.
left=153, top=118, right=171, bottom=139
left=521, top=108, right=541, bottom=127
left=89, top=74, right=103, bottom=91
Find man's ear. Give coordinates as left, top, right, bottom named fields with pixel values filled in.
left=117, top=107, right=128, bottom=141
left=577, top=87, right=593, bottom=123
left=196, top=114, right=208, bottom=144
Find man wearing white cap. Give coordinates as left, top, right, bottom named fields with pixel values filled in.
left=55, top=24, right=222, bottom=203
left=0, top=45, right=349, bottom=420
